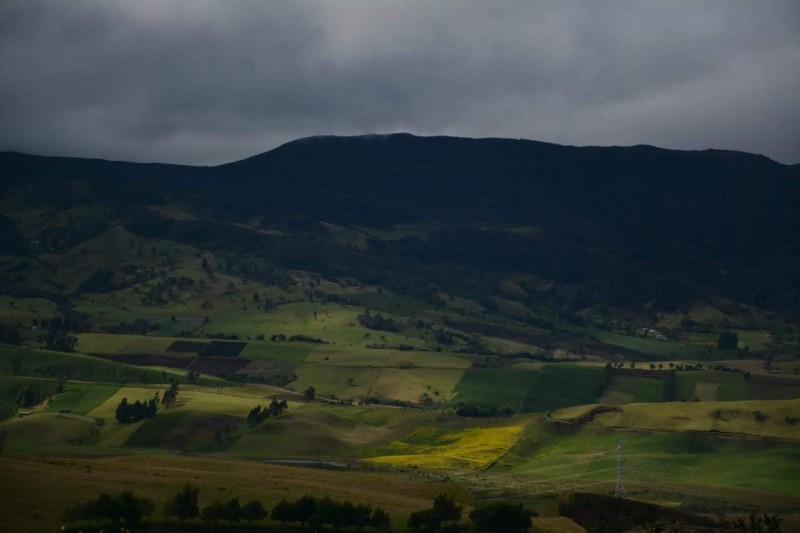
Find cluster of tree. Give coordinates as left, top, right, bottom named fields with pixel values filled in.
left=40, top=310, right=92, bottom=333
left=455, top=403, right=515, bottom=418
left=114, top=396, right=157, bottom=423
left=201, top=497, right=268, bottom=526
left=109, top=317, right=159, bottom=334
left=303, top=386, right=316, bottom=403
left=203, top=332, right=241, bottom=340
left=15, top=385, right=44, bottom=408
left=135, top=275, right=194, bottom=306
left=357, top=309, right=402, bottom=332
left=44, top=329, right=77, bottom=352
left=162, top=380, right=179, bottom=407
left=163, top=483, right=199, bottom=523
left=288, top=334, right=328, bottom=343
left=63, top=491, right=154, bottom=528
left=469, top=501, right=537, bottom=532
left=246, top=398, right=288, bottom=426
left=408, top=494, right=464, bottom=531
left=716, top=331, right=739, bottom=350
left=271, top=494, right=390, bottom=530
left=679, top=317, right=713, bottom=333
left=360, top=396, right=413, bottom=408
left=433, top=328, right=454, bottom=345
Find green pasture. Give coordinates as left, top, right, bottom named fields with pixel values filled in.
left=0, top=295, right=59, bottom=324
left=453, top=368, right=536, bottom=408
left=453, top=364, right=607, bottom=413
left=194, top=301, right=417, bottom=347
left=289, top=364, right=383, bottom=400
left=600, top=375, right=666, bottom=404
left=369, top=367, right=466, bottom=402
left=290, top=360, right=467, bottom=403
left=591, top=330, right=701, bottom=359
left=241, top=341, right=312, bottom=361
left=306, top=345, right=470, bottom=369
left=522, top=365, right=607, bottom=412
left=46, top=383, right=119, bottom=415
left=496, top=419, right=800, bottom=495
left=0, top=412, right=101, bottom=449
left=159, top=411, right=244, bottom=451
left=88, top=385, right=271, bottom=423
left=675, top=370, right=747, bottom=401
left=0, top=375, right=57, bottom=420
left=0, top=345, right=169, bottom=386
left=225, top=404, right=433, bottom=459
left=126, top=410, right=188, bottom=447
left=551, top=399, right=800, bottom=441
left=747, top=375, right=800, bottom=400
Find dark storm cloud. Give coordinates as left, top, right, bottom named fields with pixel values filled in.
left=1, top=1, right=798, bottom=165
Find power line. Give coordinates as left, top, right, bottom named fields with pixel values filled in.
left=614, top=441, right=627, bottom=498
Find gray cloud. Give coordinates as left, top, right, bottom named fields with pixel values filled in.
left=1, top=0, right=798, bottom=165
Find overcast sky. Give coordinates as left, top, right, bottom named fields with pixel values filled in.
left=1, top=1, right=798, bottom=166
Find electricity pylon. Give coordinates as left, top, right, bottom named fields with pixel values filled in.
left=614, top=441, right=627, bottom=498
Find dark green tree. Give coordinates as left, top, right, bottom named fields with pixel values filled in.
left=408, top=508, right=440, bottom=531
left=15, top=386, right=42, bottom=408
left=433, top=494, right=463, bottom=526
left=241, top=500, right=268, bottom=525
left=371, top=507, right=391, bottom=530
left=115, top=398, right=132, bottom=423
left=303, top=386, right=316, bottom=403
left=165, top=483, right=199, bottom=523
left=294, top=494, right=317, bottom=526
left=201, top=500, right=227, bottom=526
left=226, top=497, right=242, bottom=524
left=716, top=331, right=739, bottom=350
left=469, top=501, right=535, bottom=532
left=271, top=498, right=295, bottom=524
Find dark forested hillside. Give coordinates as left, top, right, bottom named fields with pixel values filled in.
left=1, top=134, right=798, bottom=315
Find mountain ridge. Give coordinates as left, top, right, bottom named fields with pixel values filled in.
left=0, top=133, right=797, bottom=315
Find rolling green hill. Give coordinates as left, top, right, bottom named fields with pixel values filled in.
left=0, top=135, right=798, bottom=531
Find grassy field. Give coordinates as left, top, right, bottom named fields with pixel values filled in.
left=241, top=341, right=312, bottom=361
left=453, top=368, right=538, bottom=408
left=493, top=418, right=800, bottom=498
left=600, top=375, right=666, bottom=404
left=46, top=383, right=119, bottom=415
left=522, top=365, right=607, bottom=412
left=0, top=295, right=59, bottom=323
left=591, top=330, right=702, bottom=360
left=675, top=370, right=747, bottom=401
left=0, top=344, right=170, bottom=386
left=125, top=410, right=189, bottom=448
left=305, top=345, right=470, bottom=369
left=452, top=364, right=607, bottom=413
left=549, top=399, right=800, bottom=441
left=1, top=412, right=101, bottom=450
left=0, top=375, right=57, bottom=420
left=0, top=453, right=473, bottom=533
left=226, top=404, right=436, bottom=460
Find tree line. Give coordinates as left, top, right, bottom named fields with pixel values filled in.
left=246, top=398, right=288, bottom=426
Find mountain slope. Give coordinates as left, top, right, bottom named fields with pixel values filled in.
left=0, top=133, right=797, bottom=316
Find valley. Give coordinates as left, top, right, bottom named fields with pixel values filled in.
left=0, top=135, right=798, bottom=531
